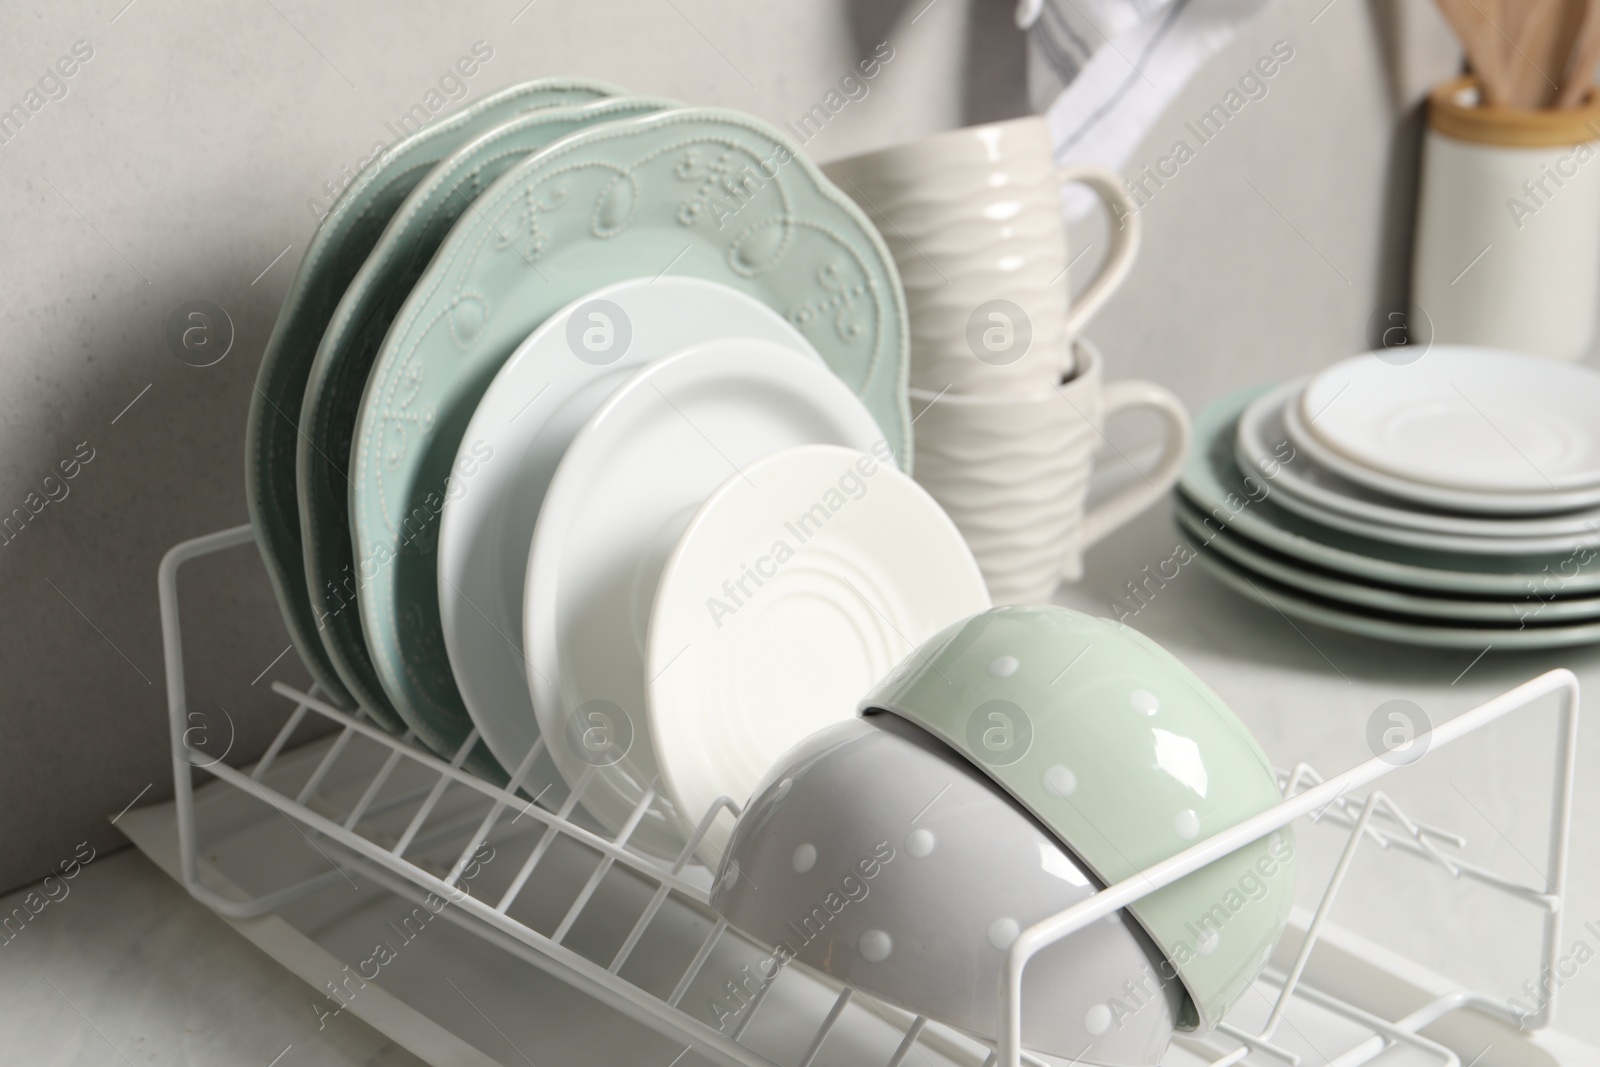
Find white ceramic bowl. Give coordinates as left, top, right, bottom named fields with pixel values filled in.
left=710, top=715, right=1180, bottom=1064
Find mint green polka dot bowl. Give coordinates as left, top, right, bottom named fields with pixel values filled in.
left=860, top=605, right=1294, bottom=1031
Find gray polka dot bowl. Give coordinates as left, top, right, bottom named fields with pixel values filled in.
left=860, top=605, right=1295, bottom=1033
left=709, top=714, right=1181, bottom=1064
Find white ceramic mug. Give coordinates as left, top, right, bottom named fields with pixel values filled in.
left=910, top=339, right=1190, bottom=604
left=1412, top=78, right=1600, bottom=361
left=823, top=116, right=1140, bottom=395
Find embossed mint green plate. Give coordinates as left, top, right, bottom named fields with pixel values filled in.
left=295, top=95, right=666, bottom=738
left=245, top=77, right=617, bottom=713
left=351, top=106, right=911, bottom=771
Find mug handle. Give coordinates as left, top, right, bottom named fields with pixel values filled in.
left=1055, top=165, right=1142, bottom=339
left=1073, top=380, right=1191, bottom=572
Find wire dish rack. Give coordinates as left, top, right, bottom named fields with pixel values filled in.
left=159, top=525, right=1585, bottom=1067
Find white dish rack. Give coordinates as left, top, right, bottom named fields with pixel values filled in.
left=158, top=524, right=1591, bottom=1067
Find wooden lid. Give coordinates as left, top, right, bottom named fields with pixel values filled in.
left=1430, top=76, right=1600, bottom=146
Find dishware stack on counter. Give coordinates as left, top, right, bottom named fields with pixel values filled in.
left=713, top=606, right=1296, bottom=1062
left=825, top=117, right=1191, bottom=604
left=1181, top=345, right=1600, bottom=647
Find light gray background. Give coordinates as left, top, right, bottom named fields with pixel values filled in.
left=9, top=0, right=1597, bottom=1044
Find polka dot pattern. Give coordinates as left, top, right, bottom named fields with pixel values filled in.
left=1043, top=764, right=1076, bottom=798
left=1174, top=809, right=1199, bottom=840
left=858, top=929, right=892, bottom=962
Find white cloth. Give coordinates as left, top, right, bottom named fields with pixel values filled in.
left=1022, top=0, right=1276, bottom=217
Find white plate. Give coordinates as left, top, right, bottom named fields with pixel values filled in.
left=1301, top=347, right=1600, bottom=495
left=438, top=278, right=823, bottom=798
left=1238, top=383, right=1600, bottom=554
left=1285, top=382, right=1600, bottom=515
left=647, top=444, right=990, bottom=858
left=525, top=345, right=886, bottom=859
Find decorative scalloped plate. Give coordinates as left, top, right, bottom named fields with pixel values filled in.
left=295, top=95, right=665, bottom=732
left=244, top=77, right=617, bottom=711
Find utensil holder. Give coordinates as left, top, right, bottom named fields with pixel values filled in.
left=1411, top=77, right=1600, bottom=362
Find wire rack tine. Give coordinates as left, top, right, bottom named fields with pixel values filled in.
left=668, top=918, right=728, bottom=1008
left=884, top=1016, right=927, bottom=1067
left=443, top=738, right=549, bottom=888
left=728, top=970, right=776, bottom=1042
left=552, top=787, right=656, bottom=945
left=796, top=987, right=852, bottom=1067
left=292, top=718, right=364, bottom=806
left=496, top=764, right=597, bottom=912
left=610, top=883, right=672, bottom=974
left=251, top=697, right=312, bottom=782
left=390, top=728, right=480, bottom=858
left=343, top=744, right=410, bottom=830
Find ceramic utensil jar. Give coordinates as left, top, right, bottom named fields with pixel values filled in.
left=910, top=340, right=1189, bottom=604
left=822, top=116, right=1139, bottom=395
left=1412, top=78, right=1600, bottom=361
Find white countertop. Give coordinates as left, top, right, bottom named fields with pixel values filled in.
left=0, top=847, right=425, bottom=1066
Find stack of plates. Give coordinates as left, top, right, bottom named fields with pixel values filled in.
left=244, top=79, right=990, bottom=855
left=1179, top=347, right=1600, bottom=648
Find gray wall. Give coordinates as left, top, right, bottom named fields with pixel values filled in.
left=0, top=0, right=1455, bottom=899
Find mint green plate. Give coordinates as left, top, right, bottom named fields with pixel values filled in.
left=1175, top=497, right=1600, bottom=626
left=295, top=95, right=667, bottom=739
left=244, top=77, right=617, bottom=712
left=350, top=106, right=911, bottom=771
left=861, top=605, right=1295, bottom=1032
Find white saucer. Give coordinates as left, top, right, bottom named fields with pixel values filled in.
left=525, top=344, right=886, bottom=860
left=1284, top=383, right=1600, bottom=515
left=1237, top=383, right=1600, bottom=554
left=1301, top=347, right=1600, bottom=495
left=437, top=278, right=823, bottom=796
left=647, top=444, right=990, bottom=858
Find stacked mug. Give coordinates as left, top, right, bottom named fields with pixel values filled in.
left=825, top=117, right=1190, bottom=603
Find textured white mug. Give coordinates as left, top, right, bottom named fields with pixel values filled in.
left=910, top=339, right=1189, bottom=604
left=823, top=116, right=1139, bottom=395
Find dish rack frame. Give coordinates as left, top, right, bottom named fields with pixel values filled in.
left=158, top=524, right=1582, bottom=1067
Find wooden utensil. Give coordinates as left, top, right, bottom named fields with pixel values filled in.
left=1558, top=0, right=1600, bottom=105
left=1509, top=0, right=1570, bottom=106
left=1435, top=0, right=1513, bottom=104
